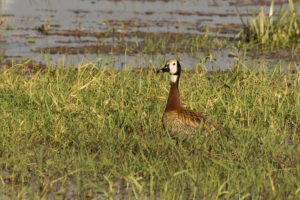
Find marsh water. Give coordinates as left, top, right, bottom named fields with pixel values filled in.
left=0, top=0, right=295, bottom=69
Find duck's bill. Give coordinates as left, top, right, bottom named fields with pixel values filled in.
left=156, top=64, right=170, bottom=73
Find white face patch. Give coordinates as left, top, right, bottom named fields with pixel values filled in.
left=169, top=61, right=177, bottom=74
left=170, top=75, right=178, bottom=83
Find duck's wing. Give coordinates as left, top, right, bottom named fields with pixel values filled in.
left=178, top=109, right=222, bottom=132
left=177, top=109, right=206, bottom=128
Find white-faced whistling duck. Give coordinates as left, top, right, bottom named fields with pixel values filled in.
left=157, top=59, right=218, bottom=140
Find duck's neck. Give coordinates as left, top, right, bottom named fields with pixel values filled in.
left=165, top=75, right=181, bottom=111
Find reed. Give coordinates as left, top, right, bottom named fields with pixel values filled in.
left=238, top=0, right=300, bottom=48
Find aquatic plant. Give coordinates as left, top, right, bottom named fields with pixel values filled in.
left=238, top=0, right=300, bottom=47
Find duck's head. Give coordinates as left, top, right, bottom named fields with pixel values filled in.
left=157, top=60, right=181, bottom=83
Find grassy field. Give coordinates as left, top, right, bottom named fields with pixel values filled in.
left=0, top=60, right=299, bottom=199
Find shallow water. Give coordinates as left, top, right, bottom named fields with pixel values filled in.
left=0, top=0, right=294, bottom=69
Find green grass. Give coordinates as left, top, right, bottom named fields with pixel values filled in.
left=139, top=31, right=229, bottom=54
left=0, top=60, right=299, bottom=199
left=238, top=0, right=300, bottom=48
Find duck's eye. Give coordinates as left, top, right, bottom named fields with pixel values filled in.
left=173, top=63, right=176, bottom=65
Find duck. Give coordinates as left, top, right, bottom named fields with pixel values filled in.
left=157, top=59, right=218, bottom=140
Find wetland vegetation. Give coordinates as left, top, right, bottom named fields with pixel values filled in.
left=239, top=0, right=300, bottom=49
left=0, top=60, right=299, bottom=199
left=0, top=0, right=300, bottom=199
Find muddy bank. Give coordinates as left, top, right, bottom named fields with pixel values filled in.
left=0, top=0, right=297, bottom=68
